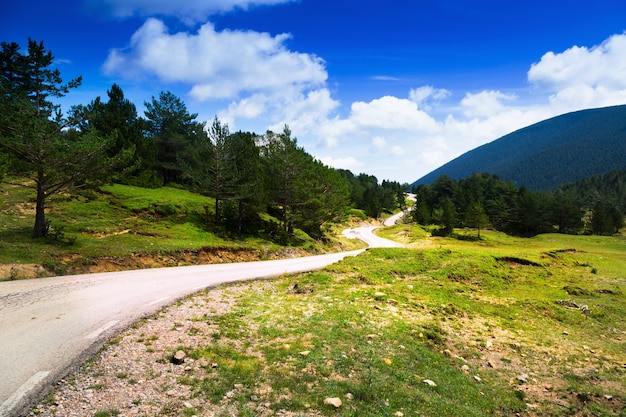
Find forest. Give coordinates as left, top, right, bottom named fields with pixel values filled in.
left=411, top=171, right=626, bottom=237
left=0, top=39, right=404, bottom=241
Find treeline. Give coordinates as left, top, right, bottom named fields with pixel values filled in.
left=0, top=39, right=404, bottom=240
left=411, top=172, right=625, bottom=237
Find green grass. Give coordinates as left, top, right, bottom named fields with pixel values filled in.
left=0, top=181, right=353, bottom=277
left=168, top=228, right=625, bottom=416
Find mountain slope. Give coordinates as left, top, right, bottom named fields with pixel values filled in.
left=411, top=105, right=626, bottom=191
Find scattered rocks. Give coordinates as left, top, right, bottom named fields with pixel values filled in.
left=324, top=397, right=342, bottom=408
left=170, top=350, right=186, bottom=365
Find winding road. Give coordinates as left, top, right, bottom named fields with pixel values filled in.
left=0, top=210, right=408, bottom=417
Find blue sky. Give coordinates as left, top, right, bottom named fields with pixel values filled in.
left=3, top=0, right=626, bottom=184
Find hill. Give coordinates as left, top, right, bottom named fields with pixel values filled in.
left=411, top=104, right=626, bottom=191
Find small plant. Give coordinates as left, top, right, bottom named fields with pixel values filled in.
left=93, top=409, right=119, bottom=417
left=9, top=265, right=18, bottom=280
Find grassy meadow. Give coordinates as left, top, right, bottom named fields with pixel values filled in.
left=0, top=181, right=359, bottom=278
left=2, top=181, right=625, bottom=415
left=152, top=228, right=623, bottom=416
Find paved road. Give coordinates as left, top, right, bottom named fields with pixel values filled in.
left=0, top=250, right=364, bottom=417
left=0, top=204, right=413, bottom=417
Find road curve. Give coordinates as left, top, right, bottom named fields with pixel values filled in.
left=0, top=206, right=412, bottom=417
left=0, top=250, right=364, bottom=417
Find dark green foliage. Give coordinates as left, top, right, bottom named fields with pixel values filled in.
left=143, top=91, right=206, bottom=185
left=412, top=105, right=626, bottom=191
left=73, top=84, right=157, bottom=186
left=261, top=126, right=349, bottom=239
left=337, top=169, right=404, bottom=217
left=0, top=39, right=131, bottom=237
left=410, top=171, right=624, bottom=237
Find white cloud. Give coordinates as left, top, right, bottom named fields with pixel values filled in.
left=105, top=19, right=327, bottom=100
left=319, top=156, right=364, bottom=172
left=371, top=136, right=386, bottom=149
left=409, top=85, right=450, bottom=107
left=88, top=0, right=295, bottom=23
left=528, top=32, right=626, bottom=112
left=348, top=96, right=440, bottom=131
left=460, top=90, right=517, bottom=118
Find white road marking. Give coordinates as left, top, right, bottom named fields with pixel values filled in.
left=147, top=296, right=169, bottom=306
left=85, top=320, right=119, bottom=340
left=0, top=370, right=50, bottom=415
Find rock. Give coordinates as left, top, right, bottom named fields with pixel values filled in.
left=299, top=350, right=311, bottom=356
left=394, top=412, right=404, bottom=417
left=517, top=373, right=528, bottom=383
left=485, top=340, right=493, bottom=349
left=324, top=397, right=342, bottom=408
left=171, top=350, right=186, bottom=365
left=461, top=365, right=470, bottom=373
left=443, top=349, right=452, bottom=357
left=473, top=375, right=482, bottom=382
left=423, top=379, right=437, bottom=387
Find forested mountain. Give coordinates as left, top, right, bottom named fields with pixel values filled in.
left=411, top=105, right=626, bottom=191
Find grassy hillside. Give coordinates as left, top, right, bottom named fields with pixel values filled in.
left=0, top=181, right=359, bottom=279
left=36, top=227, right=626, bottom=417
left=412, top=105, right=626, bottom=191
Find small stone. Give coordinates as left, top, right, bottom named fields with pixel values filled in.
left=211, top=362, right=218, bottom=368
left=563, top=331, right=569, bottom=335
left=461, top=365, right=470, bottom=373
left=423, top=379, right=437, bottom=387
left=604, top=395, right=613, bottom=401
left=473, top=375, right=482, bottom=382
left=485, top=340, right=493, bottom=349
left=299, top=350, right=311, bottom=356
left=517, top=373, right=528, bottom=383
left=345, top=393, right=354, bottom=400
left=443, top=349, right=452, bottom=357
left=394, top=412, right=404, bottom=417
left=171, top=350, right=186, bottom=365
left=324, top=397, right=342, bottom=408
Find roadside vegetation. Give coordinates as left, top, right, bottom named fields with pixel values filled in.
left=34, top=227, right=625, bottom=417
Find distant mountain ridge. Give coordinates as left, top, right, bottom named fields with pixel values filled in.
left=411, top=105, right=626, bottom=191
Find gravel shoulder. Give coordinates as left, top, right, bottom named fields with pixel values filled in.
left=30, top=282, right=269, bottom=417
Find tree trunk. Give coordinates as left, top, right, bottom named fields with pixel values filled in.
left=33, top=177, right=48, bottom=238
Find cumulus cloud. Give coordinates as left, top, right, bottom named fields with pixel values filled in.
left=87, top=0, right=295, bottom=23
left=460, top=90, right=517, bottom=118
left=409, top=85, right=450, bottom=108
left=528, top=32, right=626, bottom=111
left=318, top=156, right=364, bottom=172
left=104, top=19, right=327, bottom=99
left=348, top=96, right=440, bottom=131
